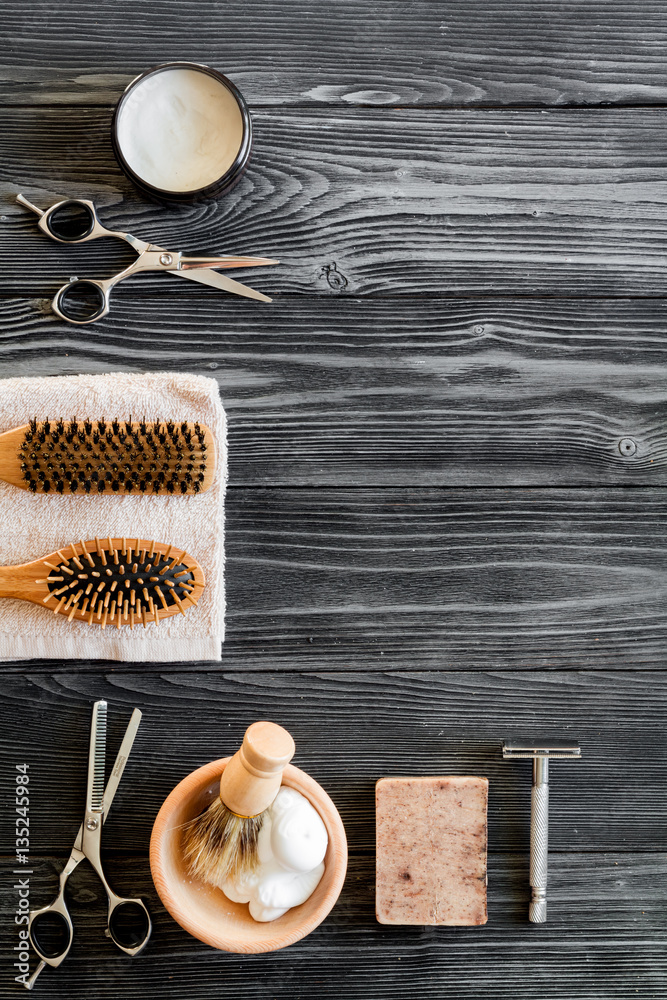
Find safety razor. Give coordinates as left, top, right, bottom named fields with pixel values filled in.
left=502, top=742, right=581, bottom=923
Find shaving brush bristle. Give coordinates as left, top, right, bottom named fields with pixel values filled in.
left=182, top=800, right=264, bottom=888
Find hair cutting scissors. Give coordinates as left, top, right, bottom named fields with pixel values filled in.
left=25, top=702, right=151, bottom=990
left=16, top=193, right=279, bottom=325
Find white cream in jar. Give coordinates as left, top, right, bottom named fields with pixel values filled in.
left=222, top=787, right=328, bottom=922
left=113, top=64, right=248, bottom=197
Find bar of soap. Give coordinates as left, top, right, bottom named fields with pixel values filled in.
left=375, top=776, right=488, bottom=926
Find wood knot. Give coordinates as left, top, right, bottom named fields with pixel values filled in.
left=319, top=262, right=348, bottom=291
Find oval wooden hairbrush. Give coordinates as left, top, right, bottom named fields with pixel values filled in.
left=0, top=537, right=205, bottom=629
left=0, top=418, right=215, bottom=495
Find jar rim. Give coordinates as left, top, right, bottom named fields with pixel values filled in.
left=111, top=62, right=252, bottom=202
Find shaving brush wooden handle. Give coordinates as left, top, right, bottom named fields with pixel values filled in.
left=220, top=721, right=295, bottom=818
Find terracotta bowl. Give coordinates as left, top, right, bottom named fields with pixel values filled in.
left=150, top=758, right=348, bottom=953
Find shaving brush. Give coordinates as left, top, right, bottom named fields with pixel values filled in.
left=182, top=721, right=295, bottom=888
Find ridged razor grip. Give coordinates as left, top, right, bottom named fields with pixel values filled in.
left=529, top=783, right=549, bottom=923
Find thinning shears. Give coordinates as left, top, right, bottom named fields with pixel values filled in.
left=25, top=702, right=151, bottom=990
left=17, top=193, right=279, bottom=324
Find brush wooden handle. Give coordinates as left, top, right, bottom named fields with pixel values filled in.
left=219, top=722, right=296, bottom=818
left=0, top=562, right=39, bottom=600
left=0, top=426, right=27, bottom=489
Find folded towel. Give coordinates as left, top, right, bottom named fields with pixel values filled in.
left=0, top=371, right=226, bottom=662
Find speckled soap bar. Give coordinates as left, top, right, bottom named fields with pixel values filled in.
left=375, top=776, right=488, bottom=926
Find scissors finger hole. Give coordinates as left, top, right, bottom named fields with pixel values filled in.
left=109, top=901, right=151, bottom=950
left=30, top=911, right=72, bottom=960
left=46, top=201, right=96, bottom=242
left=56, top=280, right=106, bottom=323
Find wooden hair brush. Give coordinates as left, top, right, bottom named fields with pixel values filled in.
left=182, top=721, right=295, bottom=888
left=0, top=418, right=215, bottom=495
left=0, top=536, right=205, bottom=628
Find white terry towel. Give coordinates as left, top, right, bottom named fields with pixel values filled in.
left=0, top=372, right=226, bottom=662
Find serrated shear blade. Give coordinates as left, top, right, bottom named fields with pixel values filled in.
left=87, top=700, right=107, bottom=814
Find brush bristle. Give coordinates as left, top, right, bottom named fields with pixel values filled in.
left=181, top=799, right=264, bottom=888
left=18, top=418, right=209, bottom=495
left=40, top=538, right=198, bottom=627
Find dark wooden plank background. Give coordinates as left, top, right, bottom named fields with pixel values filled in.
left=1, top=3, right=666, bottom=999
left=2, top=1, right=667, bottom=107
left=6, top=107, right=667, bottom=298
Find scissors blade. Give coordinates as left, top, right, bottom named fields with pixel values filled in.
left=168, top=268, right=272, bottom=303
left=179, top=254, right=279, bottom=269
left=86, top=701, right=107, bottom=815
left=72, top=709, right=142, bottom=853
left=100, top=708, right=142, bottom=820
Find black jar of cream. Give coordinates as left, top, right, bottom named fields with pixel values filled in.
left=111, top=62, right=252, bottom=202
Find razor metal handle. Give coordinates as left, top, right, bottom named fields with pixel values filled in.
left=529, top=759, right=549, bottom=923
left=503, top=740, right=580, bottom=923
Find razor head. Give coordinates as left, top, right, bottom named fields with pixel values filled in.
left=503, top=742, right=581, bottom=759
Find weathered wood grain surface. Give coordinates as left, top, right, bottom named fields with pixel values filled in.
left=2, top=669, right=666, bottom=851
left=4, top=853, right=665, bottom=938
left=1, top=298, right=666, bottom=484
left=5, top=107, right=667, bottom=296
left=2, top=0, right=667, bottom=108
left=1, top=488, right=666, bottom=672
left=2, top=674, right=666, bottom=996
left=219, top=486, right=667, bottom=669
left=2, top=1, right=667, bottom=998
left=1, top=854, right=665, bottom=999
